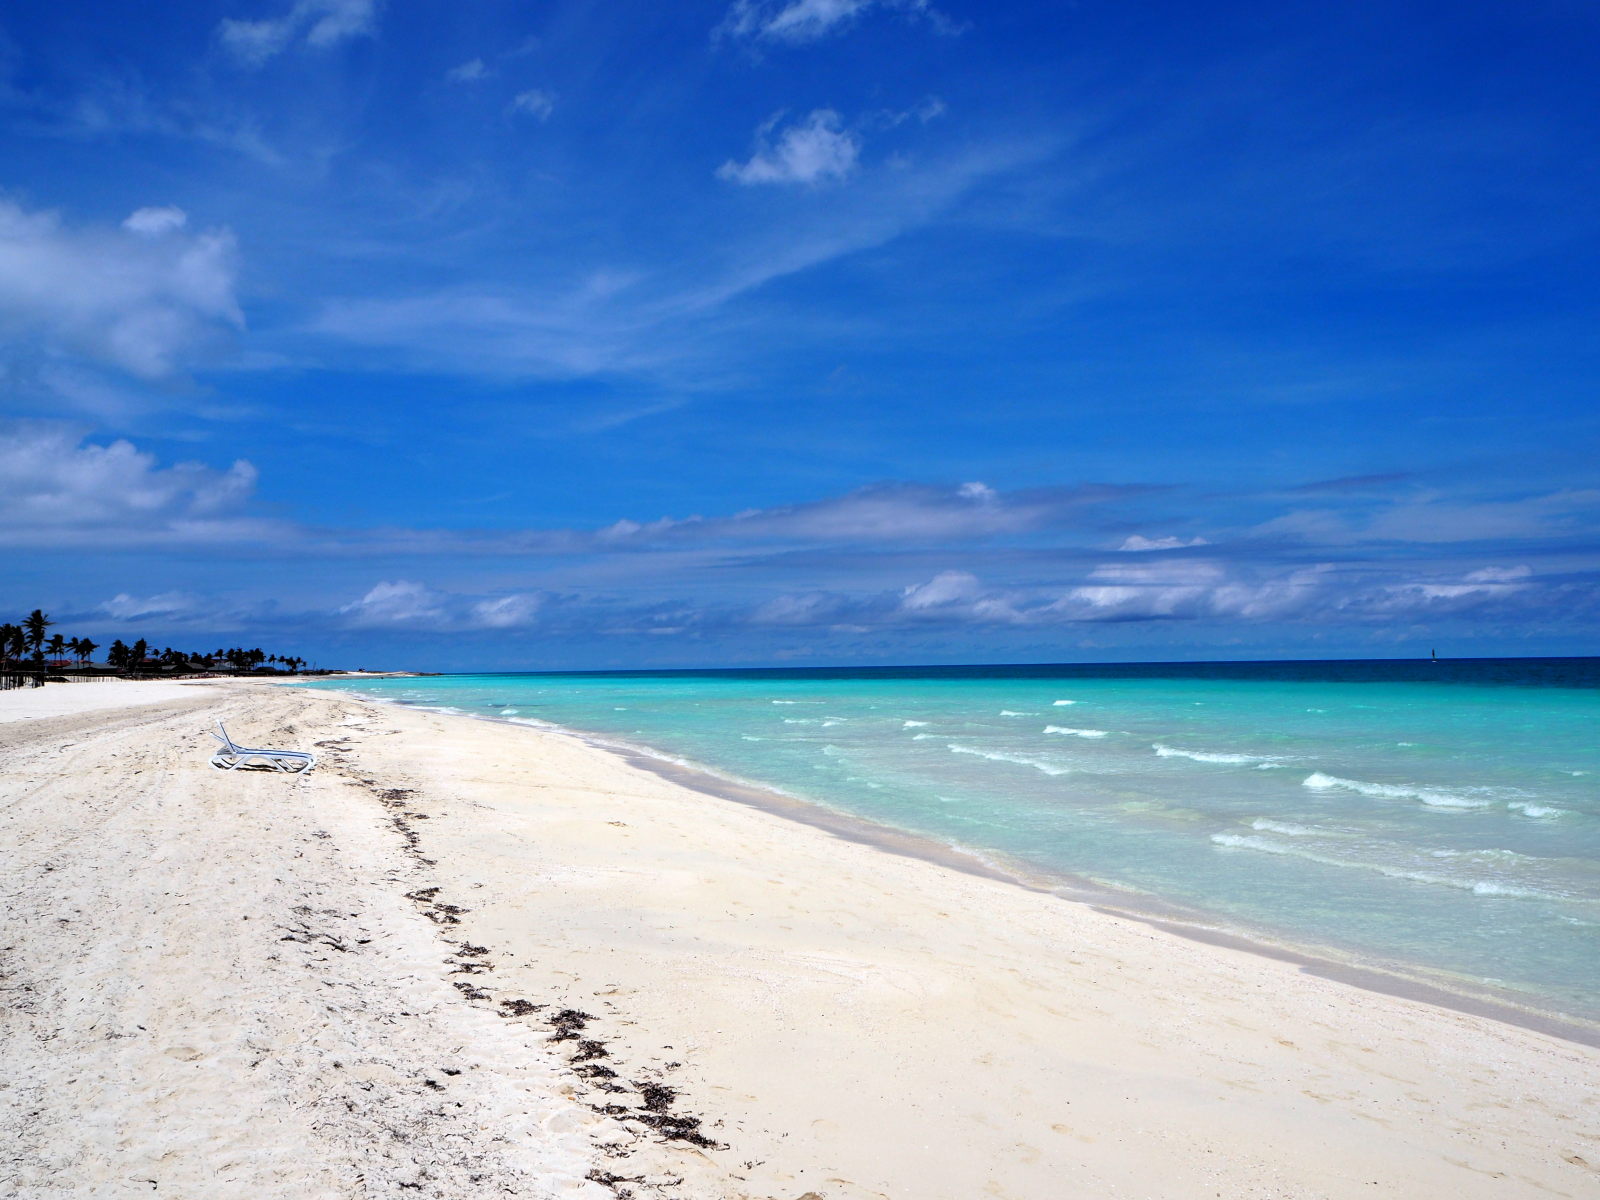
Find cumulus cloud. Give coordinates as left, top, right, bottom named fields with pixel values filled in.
left=718, top=110, right=860, bottom=186
left=218, top=0, right=378, bottom=66
left=717, top=0, right=951, bottom=45
left=121, top=206, right=189, bottom=237
left=0, top=198, right=241, bottom=379
left=0, top=422, right=266, bottom=546
left=761, top=557, right=1565, bottom=632
left=507, top=89, right=555, bottom=121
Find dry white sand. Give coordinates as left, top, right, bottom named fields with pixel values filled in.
left=0, top=679, right=207, bottom=723
left=2, top=679, right=1596, bottom=1199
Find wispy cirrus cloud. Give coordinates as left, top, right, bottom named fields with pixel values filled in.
left=445, top=58, right=490, bottom=84
left=338, top=580, right=549, bottom=631
left=218, top=0, right=379, bottom=67
left=507, top=88, right=555, bottom=121
left=716, top=0, right=957, bottom=46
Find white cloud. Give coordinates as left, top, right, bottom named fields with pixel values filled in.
left=1117, top=534, right=1210, bottom=551
left=218, top=0, right=377, bottom=66
left=508, top=89, right=555, bottom=121
left=592, top=482, right=1104, bottom=547
left=338, top=580, right=448, bottom=626
left=900, top=569, right=981, bottom=610
left=1256, top=489, right=1600, bottom=546
left=100, top=592, right=196, bottom=620
left=445, top=58, right=490, bottom=83
left=339, top=582, right=547, bottom=629
left=0, top=199, right=241, bottom=379
left=718, top=110, right=860, bottom=186
left=122, top=206, right=189, bottom=237
left=717, top=0, right=949, bottom=45
left=0, top=421, right=262, bottom=545
left=469, top=593, right=544, bottom=628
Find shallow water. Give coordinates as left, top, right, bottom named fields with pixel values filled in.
left=304, top=659, right=1600, bottom=1020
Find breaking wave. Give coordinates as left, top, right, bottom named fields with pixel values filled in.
left=947, top=743, right=1072, bottom=776
left=1155, top=744, right=1277, bottom=765
left=1301, top=772, right=1492, bottom=810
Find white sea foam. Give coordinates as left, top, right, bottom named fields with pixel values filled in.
left=499, top=708, right=519, bottom=715
left=902, top=720, right=929, bottom=728
left=1154, top=744, right=1275, bottom=765
left=947, top=743, right=1072, bottom=776
left=1250, top=818, right=1336, bottom=837
left=822, top=720, right=844, bottom=727
left=1044, top=726, right=1109, bottom=738
left=998, top=710, right=1037, bottom=717
left=1301, top=772, right=1491, bottom=810
left=1052, top=699, right=1079, bottom=706
left=1210, top=834, right=1558, bottom=900
left=1509, top=802, right=1571, bottom=819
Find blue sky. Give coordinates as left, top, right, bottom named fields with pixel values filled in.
left=2, top=0, right=1596, bottom=669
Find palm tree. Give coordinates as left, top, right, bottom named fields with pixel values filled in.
left=78, top=638, right=99, bottom=665
left=46, top=633, right=66, bottom=665
left=23, top=610, right=51, bottom=663
left=0, top=623, right=19, bottom=670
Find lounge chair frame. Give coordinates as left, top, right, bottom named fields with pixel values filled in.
left=209, top=721, right=316, bottom=773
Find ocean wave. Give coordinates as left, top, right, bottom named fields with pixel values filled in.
left=1509, top=801, right=1572, bottom=819
left=1301, top=771, right=1491, bottom=810
left=499, top=708, right=519, bottom=715
left=1044, top=726, right=1109, bottom=738
left=912, top=732, right=940, bottom=740
left=1052, top=699, right=1079, bottom=706
left=1250, top=818, right=1345, bottom=838
left=1154, top=744, right=1276, bottom=765
left=902, top=720, right=929, bottom=728
left=1209, top=834, right=1562, bottom=900
left=998, top=710, right=1037, bottom=717
left=947, top=743, right=1072, bottom=776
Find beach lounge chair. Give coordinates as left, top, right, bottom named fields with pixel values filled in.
left=208, top=721, right=316, bottom=773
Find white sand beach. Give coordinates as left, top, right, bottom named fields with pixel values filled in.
left=2, top=679, right=1596, bottom=1199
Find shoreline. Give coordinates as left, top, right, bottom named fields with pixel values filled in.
left=317, top=682, right=1600, bottom=1048
left=8, top=678, right=1598, bottom=1198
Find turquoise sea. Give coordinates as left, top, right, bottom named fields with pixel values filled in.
left=303, top=659, right=1599, bottom=1023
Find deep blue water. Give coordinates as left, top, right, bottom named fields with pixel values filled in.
left=304, top=658, right=1599, bottom=1020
